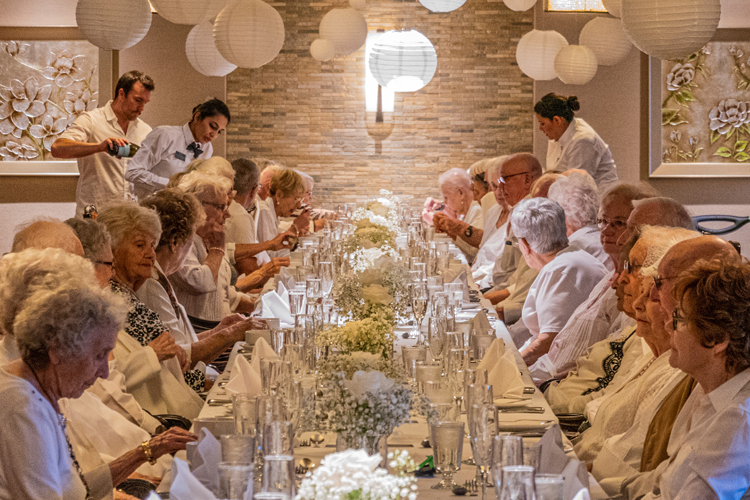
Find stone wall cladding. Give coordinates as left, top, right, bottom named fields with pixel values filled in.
left=226, top=0, right=533, bottom=205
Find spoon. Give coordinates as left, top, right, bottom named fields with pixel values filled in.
left=300, top=458, right=315, bottom=471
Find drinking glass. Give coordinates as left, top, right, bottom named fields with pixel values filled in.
left=305, top=277, right=321, bottom=300
left=423, top=380, right=453, bottom=404
left=523, top=443, right=541, bottom=471
left=284, top=380, right=303, bottom=435
left=413, top=262, right=427, bottom=281
left=262, top=421, right=294, bottom=456
left=415, top=361, right=442, bottom=393
left=318, top=261, right=335, bottom=298
left=281, top=343, right=303, bottom=373
left=261, top=455, right=295, bottom=497
left=473, top=334, right=495, bottom=361
left=255, top=395, right=284, bottom=462
left=499, top=465, right=535, bottom=500
left=430, top=421, right=464, bottom=490
left=410, top=282, right=429, bottom=342
left=288, top=290, right=306, bottom=317
left=221, top=434, right=255, bottom=464
left=218, top=462, right=254, bottom=500
left=492, top=434, right=523, bottom=493
left=232, top=394, right=258, bottom=436
left=447, top=347, right=469, bottom=374
left=260, top=358, right=283, bottom=396
left=254, top=494, right=290, bottom=500
left=534, top=474, right=564, bottom=500
left=469, top=404, right=497, bottom=500
left=427, top=317, right=446, bottom=367
left=402, top=345, right=429, bottom=385
left=271, top=329, right=285, bottom=356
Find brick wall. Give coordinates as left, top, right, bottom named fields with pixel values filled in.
left=226, top=0, right=534, bottom=205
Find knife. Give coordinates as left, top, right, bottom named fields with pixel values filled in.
left=497, top=407, right=545, bottom=413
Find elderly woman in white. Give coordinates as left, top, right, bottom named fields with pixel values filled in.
left=468, top=158, right=497, bottom=222
left=255, top=168, right=310, bottom=258
left=0, top=249, right=195, bottom=500
left=432, top=167, right=484, bottom=263
left=507, top=198, right=608, bottom=364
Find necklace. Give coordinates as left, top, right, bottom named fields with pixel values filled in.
left=26, top=363, right=92, bottom=500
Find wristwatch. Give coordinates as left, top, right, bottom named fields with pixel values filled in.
left=464, top=225, right=473, bottom=238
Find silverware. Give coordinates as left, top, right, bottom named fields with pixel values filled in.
left=207, top=398, right=232, bottom=406
left=523, top=386, right=536, bottom=395
left=497, top=406, right=545, bottom=413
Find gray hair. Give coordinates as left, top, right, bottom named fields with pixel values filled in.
left=632, top=197, right=695, bottom=230
left=177, top=171, right=233, bottom=202
left=601, top=182, right=659, bottom=208
left=97, top=201, right=162, bottom=250
left=438, top=167, right=472, bottom=194
left=231, top=158, right=260, bottom=196
left=486, top=156, right=509, bottom=184
left=254, top=158, right=284, bottom=171
left=635, top=225, right=700, bottom=276
left=186, top=156, right=234, bottom=182
left=12, top=218, right=83, bottom=256
left=296, top=170, right=314, bottom=191
left=511, top=198, right=568, bottom=254
left=548, top=172, right=600, bottom=230
left=0, top=248, right=97, bottom=337
left=15, top=282, right=127, bottom=369
left=64, top=218, right=112, bottom=262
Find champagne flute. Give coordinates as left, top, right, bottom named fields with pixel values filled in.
left=410, top=281, right=428, bottom=342
left=469, top=404, right=497, bottom=499
left=318, top=261, right=335, bottom=298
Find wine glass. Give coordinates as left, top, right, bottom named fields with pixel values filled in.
left=427, top=316, right=446, bottom=369
left=469, top=404, right=497, bottom=499
left=492, top=434, right=523, bottom=493
left=410, top=281, right=428, bottom=341
left=430, top=421, right=464, bottom=490
left=318, top=261, right=335, bottom=298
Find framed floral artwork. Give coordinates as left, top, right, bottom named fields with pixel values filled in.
left=647, top=29, right=750, bottom=178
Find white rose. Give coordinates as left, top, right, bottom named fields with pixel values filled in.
left=362, top=284, right=393, bottom=305
left=322, top=449, right=382, bottom=474
left=343, top=370, right=395, bottom=399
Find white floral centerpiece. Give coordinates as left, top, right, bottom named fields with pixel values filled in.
left=316, top=313, right=395, bottom=357
left=296, top=449, right=418, bottom=500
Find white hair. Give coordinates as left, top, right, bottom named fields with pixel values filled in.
left=65, top=218, right=111, bottom=262
left=177, top=170, right=233, bottom=202
left=438, top=167, right=472, bottom=194
left=468, top=159, right=490, bottom=178
left=97, top=201, right=162, bottom=250
left=547, top=172, right=600, bottom=231
left=187, top=156, right=235, bottom=182
left=631, top=197, right=695, bottom=230
left=511, top=198, right=568, bottom=254
left=636, top=225, right=700, bottom=277
left=296, top=170, right=314, bottom=190
left=485, top=156, right=509, bottom=185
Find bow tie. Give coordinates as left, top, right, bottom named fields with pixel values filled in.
left=186, top=142, right=203, bottom=159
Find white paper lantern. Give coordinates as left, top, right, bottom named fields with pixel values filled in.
left=601, top=0, right=620, bottom=18
left=417, top=0, right=467, bottom=13
left=349, top=0, right=367, bottom=10
left=186, top=22, right=237, bottom=77
left=516, top=30, right=568, bottom=81
left=503, top=0, right=537, bottom=12
left=76, top=0, right=152, bottom=50
left=555, top=45, right=598, bottom=85
left=368, top=30, right=437, bottom=92
left=319, top=8, right=368, bottom=57
left=310, top=39, right=336, bottom=62
left=150, top=0, right=226, bottom=25
left=621, top=0, right=720, bottom=60
left=213, top=0, right=285, bottom=69
left=579, top=17, right=633, bottom=66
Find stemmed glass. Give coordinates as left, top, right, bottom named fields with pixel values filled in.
left=430, top=421, right=464, bottom=490
left=469, top=404, right=497, bottom=499
left=492, top=434, right=524, bottom=494
left=427, top=316, right=446, bottom=369
left=318, top=261, right=335, bottom=298
left=410, top=281, right=428, bottom=342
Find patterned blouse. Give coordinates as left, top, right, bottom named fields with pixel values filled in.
left=111, top=279, right=205, bottom=392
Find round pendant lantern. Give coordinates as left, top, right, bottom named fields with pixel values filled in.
left=310, top=39, right=336, bottom=62
left=579, top=17, right=633, bottom=66
left=621, top=0, right=720, bottom=60
left=76, top=0, right=152, bottom=50
left=516, top=30, right=568, bottom=81
left=213, top=0, right=285, bottom=69
left=417, top=0, right=467, bottom=13
left=601, top=0, right=621, bottom=18
left=503, top=0, right=537, bottom=12
left=554, top=45, right=598, bottom=85
left=186, top=22, right=237, bottom=77
left=368, top=30, right=437, bottom=93
left=319, top=8, right=368, bottom=56
left=150, top=0, right=226, bottom=25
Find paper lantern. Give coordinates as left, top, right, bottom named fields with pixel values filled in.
left=368, top=30, right=437, bottom=92
left=185, top=22, right=237, bottom=76
left=503, top=0, right=537, bottom=11
left=516, top=30, right=568, bottom=81
left=601, top=0, right=620, bottom=18
left=150, top=0, right=226, bottom=25
left=621, top=0, right=720, bottom=60
left=75, top=0, right=152, bottom=50
left=555, top=45, right=598, bottom=85
left=319, top=8, right=368, bottom=57
left=579, top=17, right=633, bottom=66
left=310, top=39, right=336, bottom=62
left=417, top=0, right=467, bottom=13
left=213, top=0, right=285, bottom=69
left=349, top=0, right=367, bottom=10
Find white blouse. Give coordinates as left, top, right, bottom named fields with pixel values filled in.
left=255, top=197, right=290, bottom=259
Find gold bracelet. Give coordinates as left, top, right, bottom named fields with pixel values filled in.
left=207, top=247, right=225, bottom=254
left=140, top=440, right=157, bottom=465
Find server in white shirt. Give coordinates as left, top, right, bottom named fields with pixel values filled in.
left=126, top=98, right=230, bottom=199
left=52, top=71, right=154, bottom=217
left=535, top=93, right=618, bottom=192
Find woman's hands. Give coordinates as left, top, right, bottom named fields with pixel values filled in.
left=197, top=218, right=226, bottom=250
left=261, top=257, right=290, bottom=278
left=148, top=428, right=198, bottom=459
left=433, top=212, right=465, bottom=238
left=148, top=332, right=189, bottom=372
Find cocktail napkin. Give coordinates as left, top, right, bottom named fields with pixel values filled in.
left=187, top=430, right=222, bottom=495
left=225, top=353, right=262, bottom=396
left=260, top=290, right=294, bottom=326
left=487, top=354, right=525, bottom=399
left=476, top=338, right=506, bottom=372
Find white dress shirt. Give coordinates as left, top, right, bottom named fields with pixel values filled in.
left=225, top=201, right=271, bottom=265
left=529, top=270, right=620, bottom=383
left=521, top=246, right=608, bottom=343
left=490, top=195, right=531, bottom=291
left=546, top=117, right=618, bottom=192
left=255, top=197, right=290, bottom=259
left=59, top=101, right=151, bottom=217
left=125, top=123, right=212, bottom=199
left=472, top=204, right=508, bottom=283
left=568, top=224, right=613, bottom=271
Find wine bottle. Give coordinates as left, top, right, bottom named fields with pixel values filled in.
left=108, top=142, right=139, bottom=158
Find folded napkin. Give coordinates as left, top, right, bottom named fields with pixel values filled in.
left=250, top=337, right=278, bottom=372
left=225, top=352, right=262, bottom=396
left=260, top=290, right=294, bottom=326
left=535, top=425, right=589, bottom=500
left=562, top=460, right=589, bottom=500
left=188, top=430, right=222, bottom=495
left=476, top=338, right=506, bottom=372
left=277, top=281, right=289, bottom=306
left=487, top=353, right=525, bottom=399
left=170, top=457, right=217, bottom=500
left=442, top=268, right=470, bottom=300
left=277, top=267, right=296, bottom=292
left=472, top=310, right=493, bottom=335
left=571, top=488, right=590, bottom=500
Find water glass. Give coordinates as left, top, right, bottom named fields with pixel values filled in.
left=492, top=434, right=524, bottom=492
left=256, top=395, right=285, bottom=458
left=271, top=329, right=285, bottom=356
left=523, top=443, right=541, bottom=471
left=288, top=290, right=306, bottom=316
left=430, top=421, right=464, bottom=490
left=412, top=262, right=427, bottom=280
left=261, top=455, right=296, bottom=497
left=499, top=465, right=535, bottom=500
left=262, top=421, right=294, bottom=456
left=535, top=474, right=564, bottom=500
left=318, top=261, right=335, bottom=298
left=427, top=317, right=446, bottom=363
left=218, top=462, right=254, bottom=500
left=260, top=358, right=283, bottom=396
left=254, top=494, right=290, bottom=500
left=423, top=380, right=453, bottom=404
left=305, top=277, right=321, bottom=300
left=284, top=380, right=303, bottom=434
left=402, top=345, right=429, bottom=383
left=221, top=434, right=255, bottom=464
left=415, top=361, right=442, bottom=393
left=232, top=394, right=258, bottom=436
left=473, top=334, right=495, bottom=361
left=447, top=347, right=469, bottom=374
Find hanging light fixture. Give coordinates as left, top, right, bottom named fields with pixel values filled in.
left=185, top=22, right=237, bottom=77
left=213, top=0, right=285, bottom=69
left=503, top=0, right=537, bottom=12
left=621, top=0, right=720, bottom=60
left=368, top=29, right=438, bottom=92
left=310, top=39, right=336, bottom=62
left=554, top=45, right=598, bottom=85
left=579, top=17, right=632, bottom=66
left=515, top=29, right=568, bottom=81
left=76, top=0, right=152, bottom=50
left=149, top=0, right=226, bottom=25
left=417, top=0, right=467, bottom=13
left=319, top=8, right=368, bottom=56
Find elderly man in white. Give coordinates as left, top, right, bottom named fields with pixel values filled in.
left=505, top=198, right=608, bottom=364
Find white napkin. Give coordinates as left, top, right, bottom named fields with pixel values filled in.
left=537, top=424, right=567, bottom=474
left=472, top=310, right=493, bottom=335
left=225, top=353, right=262, bottom=396
left=188, top=430, right=222, bottom=495
left=260, top=290, right=294, bottom=326
left=571, top=488, right=591, bottom=500
left=278, top=267, right=296, bottom=291
left=487, top=353, right=525, bottom=399
left=170, top=457, right=218, bottom=500
left=476, top=338, right=505, bottom=372
left=277, top=280, right=289, bottom=306
left=442, top=267, right=470, bottom=300
left=561, top=459, right=589, bottom=500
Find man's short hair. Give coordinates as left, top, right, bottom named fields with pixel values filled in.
left=232, top=158, right=260, bottom=196
left=115, top=70, right=155, bottom=98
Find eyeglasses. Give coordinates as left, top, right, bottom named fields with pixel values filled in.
left=202, top=200, right=229, bottom=212
left=498, top=171, right=530, bottom=184
left=654, top=274, right=678, bottom=290
left=672, top=309, right=687, bottom=331
left=597, top=217, right=628, bottom=231
left=623, top=260, right=642, bottom=274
